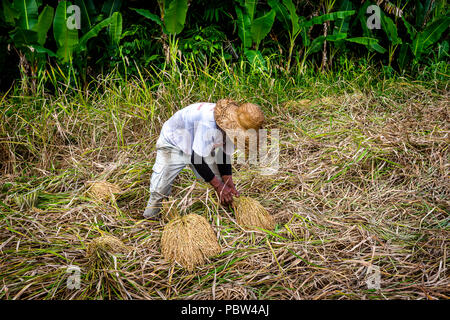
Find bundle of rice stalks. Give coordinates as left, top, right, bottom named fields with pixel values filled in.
left=161, top=214, right=222, bottom=272
left=87, top=181, right=121, bottom=202
left=233, top=196, right=275, bottom=231
left=86, top=234, right=131, bottom=269
left=84, top=235, right=132, bottom=299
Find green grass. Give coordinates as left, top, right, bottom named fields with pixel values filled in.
left=0, top=58, right=448, bottom=300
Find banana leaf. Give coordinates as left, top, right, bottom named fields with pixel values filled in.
left=130, top=8, right=167, bottom=33
left=308, top=33, right=348, bottom=54
left=268, top=0, right=290, bottom=31
left=334, top=0, right=352, bottom=35
left=53, top=1, right=79, bottom=63
left=10, top=28, right=37, bottom=46
left=282, top=0, right=299, bottom=35
left=381, top=11, right=401, bottom=45
left=402, top=16, right=417, bottom=40
left=346, top=37, right=386, bottom=54
left=301, top=10, right=356, bottom=29
left=412, top=16, right=450, bottom=59
left=74, top=0, right=96, bottom=33
left=13, top=0, right=38, bottom=30
left=76, top=12, right=119, bottom=53
left=164, top=0, right=188, bottom=35
left=33, top=4, right=53, bottom=45
left=244, top=48, right=266, bottom=71
left=2, top=0, right=19, bottom=25
left=244, top=0, right=257, bottom=21
left=109, top=11, right=122, bottom=45
left=236, top=6, right=252, bottom=48
left=30, top=44, right=57, bottom=57
left=250, top=9, right=275, bottom=50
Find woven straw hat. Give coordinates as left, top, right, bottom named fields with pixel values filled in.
left=214, top=99, right=265, bottom=132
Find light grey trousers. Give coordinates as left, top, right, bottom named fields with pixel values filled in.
left=143, top=134, right=222, bottom=218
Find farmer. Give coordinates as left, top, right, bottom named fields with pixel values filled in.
left=143, top=99, right=265, bottom=218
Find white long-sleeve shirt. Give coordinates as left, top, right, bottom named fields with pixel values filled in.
left=161, top=102, right=235, bottom=157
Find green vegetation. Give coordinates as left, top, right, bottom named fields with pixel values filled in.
left=0, top=0, right=448, bottom=92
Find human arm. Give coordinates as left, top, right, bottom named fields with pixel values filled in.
left=217, top=150, right=239, bottom=197
left=191, top=152, right=235, bottom=205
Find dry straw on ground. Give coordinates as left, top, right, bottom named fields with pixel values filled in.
left=1, top=82, right=448, bottom=299
left=161, top=211, right=222, bottom=272
left=186, top=284, right=258, bottom=300
left=87, top=181, right=121, bottom=202
left=233, top=196, right=275, bottom=230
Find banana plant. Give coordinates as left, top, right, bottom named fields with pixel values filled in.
left=131, top=0, right=189, bottom=38
left=52, top=1, right=122, bottom=63
left=380, top=10, right=402, bottom=67
left=329, top=0, right=353, bottom=62
left=2, top=0, right=55, bottom=91
left=131, top=0, right=188, bottom=65
left=51, top=0, right=123, bottom=88
left=73, top=0, right=96, bottom=34
left=101, top=0, right=123, bottom=46
left=400, top=15, right=450, bottom=68
left=2, top=0, right=55, bottom=53
left=164, top=0, right=188, bottom=35
left=235, top=0, right=276, bottom=70
left=268, top=0, right=302, bottom=71
left=269, top=0, right=355, bottom=72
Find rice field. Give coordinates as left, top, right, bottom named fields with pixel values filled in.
left=0, top=68, right=448, bottom=300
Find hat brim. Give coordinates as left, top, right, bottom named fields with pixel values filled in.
left=214, top=99, right=245, bottom=131
left=215, top=99, right=261, bottom=153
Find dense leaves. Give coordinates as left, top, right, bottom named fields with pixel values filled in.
left=0, top=0, right=448, bottom=91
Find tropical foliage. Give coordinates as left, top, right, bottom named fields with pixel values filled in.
left=0, top=0, right=448, bottom=91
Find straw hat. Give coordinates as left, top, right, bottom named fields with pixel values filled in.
left=214, top=99, right=265, bottom=132
left=214, top=99, right=265, bottom=155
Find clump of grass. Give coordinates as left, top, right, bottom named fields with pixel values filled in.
left=233, top=196, right=275, bottom=231
left=13, top=190, right=39, bottom=210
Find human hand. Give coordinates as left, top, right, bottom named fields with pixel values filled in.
left=221, top=175, right=240, bottom=197
left=210, top=176, right=234, bottom=205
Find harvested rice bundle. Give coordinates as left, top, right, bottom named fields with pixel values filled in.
left=86, top=234, right=130, bottom=268
left=233, top=196, right=275, bottom=230
left=161, top=214, right=222, bottom=271
left=87, top=181, right=121, bottom=202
